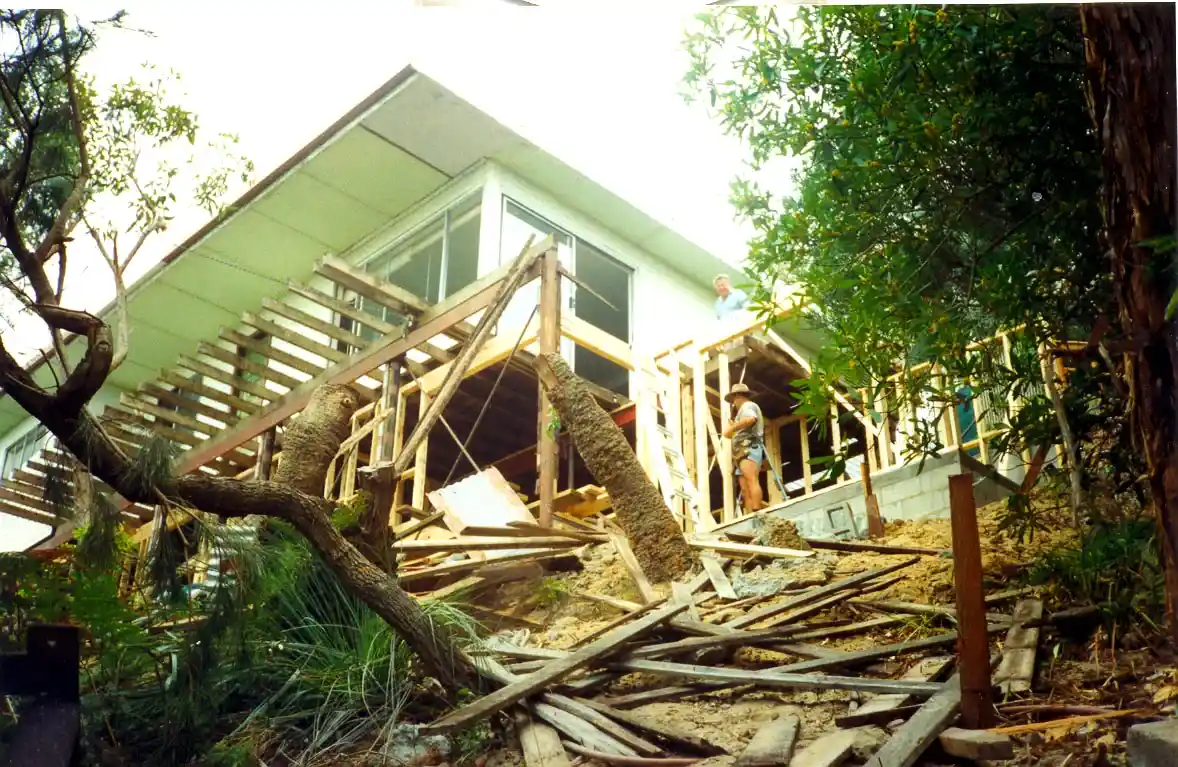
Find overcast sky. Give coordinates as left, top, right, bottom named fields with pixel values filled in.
left=0, top=3, right=779, bottom=550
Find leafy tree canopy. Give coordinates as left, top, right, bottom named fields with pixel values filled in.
left=685, top=5, right=1108, bottom=456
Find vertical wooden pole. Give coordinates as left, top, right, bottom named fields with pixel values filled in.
left=948, top=472, right=996, bottom=729
left=377, top=363, right=402, bottom=464
left=798, top=418, right=813, bottom=496
left=537, top=250, right=561, bottom=527
left=255, top=428, right=275, bottom=481
left=717, top=351, right=735, bottom=521
left=862, top=461, right=885, bottom=538
left=692, top=345, right=711, bottom=524
left=764, top=420, right=784, bottom=505
left=412, top=392, right=430, bottom=512
left=830, top=403, right=845, bottom=485
left=862, top=389, right=879, bottom=474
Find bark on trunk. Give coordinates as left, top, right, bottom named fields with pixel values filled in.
left=534, top=353, right=697, bottom=582
left=1081, top=4, right=1178, bottom=633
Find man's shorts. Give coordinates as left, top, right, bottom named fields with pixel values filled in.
left=735, top=444, right=765, bottom=476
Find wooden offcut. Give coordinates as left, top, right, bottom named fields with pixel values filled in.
left=736, top=714, right=799, bottom=767
left=423, top=603, right=688, bottom=733
left=937, top=727, right=1014, bottom=760
left=992, top=599, right=1043, bottom=694
left=948, top=473, right=996, bottom=729
left=790, top=729, right=857, bottom=767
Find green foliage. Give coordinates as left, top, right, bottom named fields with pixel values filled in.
left=332, top=490, right=369, bottom=530
left=684, top=5, right=1107, bottom=460
left=1027, top=517, right=1165, bottom=631
left=74, top=493, right=134, bottom=572
left=533, top=576, right=571, bottom=609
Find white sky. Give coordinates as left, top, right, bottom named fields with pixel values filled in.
left=1, top=2, right=772, bottom=549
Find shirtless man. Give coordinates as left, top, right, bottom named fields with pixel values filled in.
left=722, top=383, right=765, bottom=514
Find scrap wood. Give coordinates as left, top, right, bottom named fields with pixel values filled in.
left=516, top=709, right=572, bottom=767
left=997, top=703, right=1114, bottom=717
left=838, top=656, right=955, bottom=729
left=789, top=728, right=857, bottom=767
left=726, top=557, right=920, bottom=630
left=540, top=695, right=662, bottom=756
left=561, top=743, right=700, bottom=767
left=505, top=520, right=609, bottom=544
left=598, top=685, right=716, bottom=709
left=602, top=659, right=945, bottom=697
left=554, top=511, right=602, bottom=531
left=392, top=536, right=583, bottom=553
left=835, top=704, right=924, bottom=729
left=736, top=714, right=799, bottom=767
left=802, top=538, right=947, bottom=557
left=399, top=550, right=579, bottom=587
left=608, top=532, right=659, bottom=603
left=571, top=697, right=727, bottom=757
left=575, top=591, right=646, bottom=613
left=988, top=708, right=1150, bottom=735
left=698, top=555, right=738, bottom=600
left=630, top=621, right=848, bottom=660
left=464, top=606, right=546, bottom=631
left=773, top=615, right=903, bottom=643
left=992, top=599, right=1043, bottom=694
left=533, top=702, right=639, bottom=756
left=689, top=539, right=815, bottom=560
left=863, top=671, right=963, bottom=767
left=423, top=602, right=689, bottom=733
left=857, top=574, right=906, bottom=596
left=849, top=598, right=1012, bottom=624
left=752, top=592, right=849, bottom=630
left=572, top=597, right=669, bottom=648
left=393, top=510, right=446, bottom=541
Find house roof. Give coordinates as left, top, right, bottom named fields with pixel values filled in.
left=0, top=64, right=738, bottom=436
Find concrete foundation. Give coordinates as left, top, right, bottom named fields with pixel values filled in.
left=720, top=448, right=1032, bottom=540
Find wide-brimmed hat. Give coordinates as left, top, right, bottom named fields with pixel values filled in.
left=724, top=383, right=752, bottom=403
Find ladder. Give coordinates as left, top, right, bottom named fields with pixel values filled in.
left=636, top=357, right=709, bottom=531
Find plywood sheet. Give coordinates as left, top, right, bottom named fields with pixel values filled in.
left=428, top=468, right=536, bottom=561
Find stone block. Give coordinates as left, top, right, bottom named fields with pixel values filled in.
left=1129, top=720, right=1178, bottom=767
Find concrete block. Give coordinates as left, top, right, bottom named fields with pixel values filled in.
left=938, top=727, right=1014, bottom=760
left=1129, top=719, right=1178, bottom=767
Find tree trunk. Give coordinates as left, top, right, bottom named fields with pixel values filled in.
left=534, top=353, right=697, bottom=582
left=1081, top=5, right=1178, bottom=632
left=0, top=375, right=479, bottom=694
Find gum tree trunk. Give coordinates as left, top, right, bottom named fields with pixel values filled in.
left=1081, top=4, right=1178, bottom=633
left=534, top=353, right=697, bottom=583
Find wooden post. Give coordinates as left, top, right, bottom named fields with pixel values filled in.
left=948, top=473, right=996, bottom=729
left=830, top=403, right=845, bottom=485
left=412, top=392, right=430, bottom=512
left=798, top=418, right=813, bottom=496
left=764, top=422, right=784, bottom=505
left=862, top=461, right=885, bottom=538
left=255, top=428, right=275, bottom=481
left=692, top=346, right=711, bottom=524
left=718, top=351, right=735, bottom=521
left=377, top=362, right=402, bottom=464
left=537, top=250, right=561, bottom=527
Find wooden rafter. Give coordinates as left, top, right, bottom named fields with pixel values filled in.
left=240, top=312, right=348, bottom=365
left=316, top=255, right=429, bottom=317
left=261, top=297, right=372, bottom=350
left=197, top=341, right=304, bottom=392
left=139, top=382, right=240, bottom=427
left=219, top=327, right=326, bottom=379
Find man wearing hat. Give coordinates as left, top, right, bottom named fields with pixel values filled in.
left=722, top=382, right=765, bottom=514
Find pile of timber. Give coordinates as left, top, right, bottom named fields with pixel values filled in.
left=399, top=514, right=1099, bottom=767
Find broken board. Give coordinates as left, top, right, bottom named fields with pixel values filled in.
left=427, top=468, right=536, bottom=561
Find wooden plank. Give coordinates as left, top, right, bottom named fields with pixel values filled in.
left=538, top=250, right=561, bottom=528
left=177, top=355, right=278, bottom=403
left=849, top=598, right=1012, bottom=625
left=717, top=350, right=735, bottom=521
left=863, top=671, right=963, bottom=767
left=138, top=382, right=239, bottom=427
left=561, top=314, right=635, bottom=371
left=841, top=656, right=954, bottom=728
left=948, top=473, right=995, bottom=729
left=608, top=532, right=659, bottom=602
left=422, top=602, right=688, bottom=733
left=530, top=702, right=638, bottom=756
left=540, top=695, right=662, bottom=756
left=316, top=254, right=429, bottom=316
left=391, top=536, right=581, bottom=554
left=516, top=710, right=571, bottom=767
left=393, top=510, right=446, bottom=541
left=397, top=550, right=578, bottom=586
left=992, top=599, right=1043, bottom=694
left=801, top=539, right=947, bottom=558
left=770, top=629, right=1005, bottom=676
left=605, top=659, right=944, bottom=697
left=286, top=279, right=401, bottom=335
left=159, top=370, right=262, bottom=415
left=790, top=729, right=856, bottom=767
left=699, top=555, right=738, bottom=600
left=690, top=539, right=814, bottom=560
left=218, top=327, right=327, bottom=378
left=571, top=598, right=669, bottom=649
left=197, top=340, right=303, bottom=392
left=726, top=558, right=919, bottom=630
left=691, top=346, right=711, bottom=527
left=736, top=714, right=799, bottom=767
left=571, top=698, right=725, bottom=756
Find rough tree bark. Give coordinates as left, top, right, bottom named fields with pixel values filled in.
left=1081, top=5, right=1178, bottom=631
left=534, top=353, right=696, bottom=582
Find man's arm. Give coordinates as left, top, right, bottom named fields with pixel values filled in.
left=723, top=415, right=757, bottom=438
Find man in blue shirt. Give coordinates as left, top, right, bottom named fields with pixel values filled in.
left=714, top=274, right=749, bottom=321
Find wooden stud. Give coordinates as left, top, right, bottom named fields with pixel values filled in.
left=717, top=351, right=735, bottom=521
left=948, top=473, right=996, bottom=729
left=692, top=346, right=711, bottom=524
left=799, top=417, right=813, bottom=495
